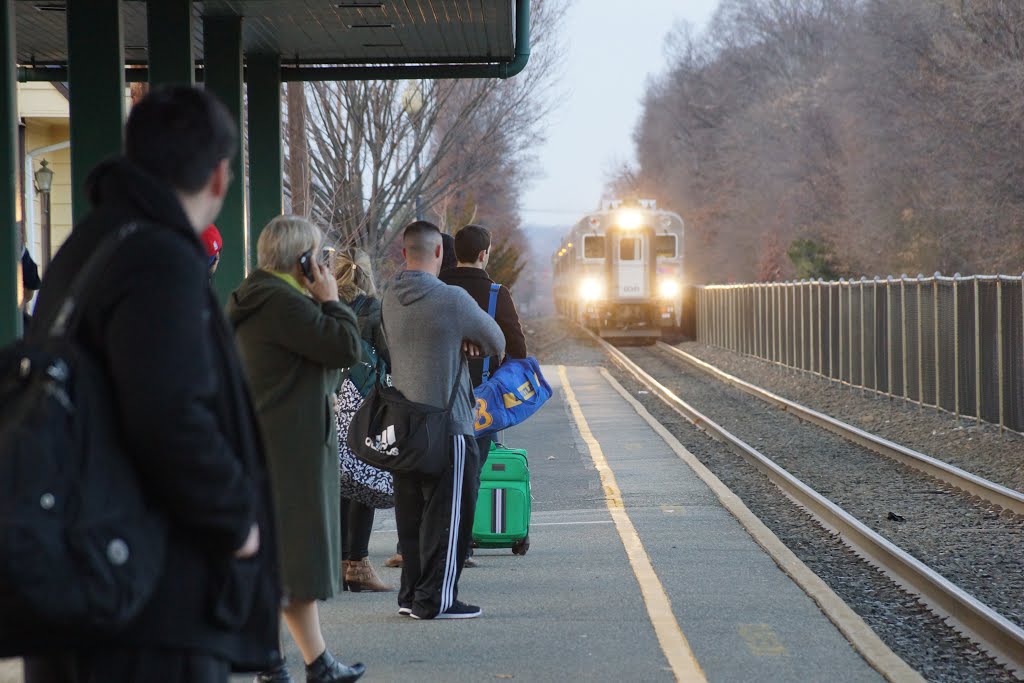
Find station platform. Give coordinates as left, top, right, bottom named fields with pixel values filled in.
left=240, top=365, right=897, bottom=683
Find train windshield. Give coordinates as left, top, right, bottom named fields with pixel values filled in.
left=619, top=237, right=640, bottom=260
left=583, top=235, right=605, bottom=259
left=656, top=235, right=677, bottom=258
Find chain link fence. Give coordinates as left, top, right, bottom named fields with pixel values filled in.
left=696, top=275, right=1024, bottom=433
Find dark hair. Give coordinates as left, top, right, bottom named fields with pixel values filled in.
left=125, top=86, right=237, bottom=193
left=441, top=233, right=457, bottom=272
left=454, top=224, right=491, bottom=263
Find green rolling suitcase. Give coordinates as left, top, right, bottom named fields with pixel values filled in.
left=472, top=443, right=531, bottom=555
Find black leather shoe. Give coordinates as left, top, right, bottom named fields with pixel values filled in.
left=255, top=659, right=293, bottom=683
left=306, top=650, right=366, bottom=683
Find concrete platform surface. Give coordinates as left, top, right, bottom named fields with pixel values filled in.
left=227, top=365, right=886, bottom=683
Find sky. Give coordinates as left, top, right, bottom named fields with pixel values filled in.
left=521, top=0, right=721, bottom=230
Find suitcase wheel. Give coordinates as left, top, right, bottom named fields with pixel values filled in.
left=511, top=534, right=530, bottom=556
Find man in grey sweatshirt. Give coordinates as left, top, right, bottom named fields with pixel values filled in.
left=382, top=220, right=504, bottom=620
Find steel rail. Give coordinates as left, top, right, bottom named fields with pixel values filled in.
left=654, top=342, right=1024, bottom=516
left=578, top=328, right=1024, bottom=673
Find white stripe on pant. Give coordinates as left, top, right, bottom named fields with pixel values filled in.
left=440, top=435, right=465, bottom=613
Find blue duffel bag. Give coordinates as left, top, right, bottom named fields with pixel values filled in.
left=473, top=356, right=552, bottom=436
left=472, top=284, right=552, bottom=436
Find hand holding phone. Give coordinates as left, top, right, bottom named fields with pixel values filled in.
left=301, top=251, right=339, bottom=303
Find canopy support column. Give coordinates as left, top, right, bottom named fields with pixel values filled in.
left=203, top=15, right=246, bottom=301
left=246, top=54, right=283, bottom=270
left=0, top=0, right=18, bottom=342
left=147, top=0, right=194, bottom=86
left=67, top=0, right=125, bottom=224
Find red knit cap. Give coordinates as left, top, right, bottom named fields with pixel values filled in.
left=200, top=224, right=223, bottom=258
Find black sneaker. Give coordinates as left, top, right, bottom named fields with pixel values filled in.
left=435, top=601, right=482, bottom=619
left=398, top=606, right=412, bottom=616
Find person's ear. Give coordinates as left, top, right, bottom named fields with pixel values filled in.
left=434, top=244, right=442, bottom=259
left=479, top=249, right=488, bottom=263
left=208, top=159, right=231, bottom=200
left=402, top=247, right=409, bottom=261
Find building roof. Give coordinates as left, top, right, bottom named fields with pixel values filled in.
left=15, top=1, right=515, bottom=67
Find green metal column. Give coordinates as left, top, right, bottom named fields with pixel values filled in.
left=203, top=15, right=246, bottom=301
left=246, top=54, right=282, bottom=270
left=67, top=0, right=125, bottom=224
left=1, top=0, right=18, bottom=343
left=147, top=0, right=194, bottom=86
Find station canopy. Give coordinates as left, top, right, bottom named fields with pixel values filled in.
left=15, top=1, right=515, bottom=68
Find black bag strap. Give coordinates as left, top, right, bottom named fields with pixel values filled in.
left=37, top=222, right=152, bottom=339
left=446, top=353, right=468, bottom=412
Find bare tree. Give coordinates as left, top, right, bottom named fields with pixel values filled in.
left=294, top=0, right=568, bottom=269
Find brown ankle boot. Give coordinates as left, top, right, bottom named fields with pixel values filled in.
left=344, top=557, right=394, bottom=592
left=383, top=553, right=403, bottom=568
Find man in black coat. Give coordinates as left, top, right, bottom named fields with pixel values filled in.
left=440, top=224, right=528, bottom=469
left=24, top=87, right=280, bottom=682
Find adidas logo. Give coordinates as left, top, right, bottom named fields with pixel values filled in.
left=365, top=424, right=399, bottom=456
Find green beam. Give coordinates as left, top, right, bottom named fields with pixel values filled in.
left=1, top=0, right=18, bottom=343
left=203, top=15, right=246, bottom=302
left=147, top=0, right=194, bottom=86
left=246, top=54, right=283, bottom=270
left=67, top=0, right=125, bottom=224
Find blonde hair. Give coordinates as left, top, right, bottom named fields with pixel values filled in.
left=257, top=215, right=323, bottom=272
left=334, top=248, right=377, bottom=300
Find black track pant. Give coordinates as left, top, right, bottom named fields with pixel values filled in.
left=393, top=435, right=479, bottom=618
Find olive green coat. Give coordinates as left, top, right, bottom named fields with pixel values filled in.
left=227, top=270, right=361, bottom=600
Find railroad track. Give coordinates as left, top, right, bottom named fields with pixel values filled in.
left=577, top=326, right=1024, bottom=675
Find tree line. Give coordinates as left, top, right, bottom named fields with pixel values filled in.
left=614, top=0, right=1024, bottom=284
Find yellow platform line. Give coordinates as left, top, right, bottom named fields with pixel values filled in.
left=558, top=366, right=707, bottom=683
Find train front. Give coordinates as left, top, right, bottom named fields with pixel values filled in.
left=557, top=202, right=684, bottom=342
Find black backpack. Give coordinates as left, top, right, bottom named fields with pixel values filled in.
left=0, top=224, right=166, bottom=654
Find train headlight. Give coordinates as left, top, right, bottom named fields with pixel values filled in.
left=579, top=277, right=605, bottom=302
left=617, top=209, right=643, bottom=231
left=658, top=279, right=681, bottom=299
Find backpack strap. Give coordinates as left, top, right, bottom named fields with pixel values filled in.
left=481, top=283, right=501, bottom=381
left=35, top=222, right=153, bottom=340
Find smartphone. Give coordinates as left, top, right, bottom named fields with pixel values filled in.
left=298, top=248, right=315, bottom=282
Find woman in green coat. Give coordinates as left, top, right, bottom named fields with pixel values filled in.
left=227, top=215, right=365, bottom=683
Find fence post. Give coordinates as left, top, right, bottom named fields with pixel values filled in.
left=828, top=283, right=834, bottom=379
left=848, top=280, right=854, bottom=385
left=860, top=277, right=866, bottom=391
left=953, top=273, right=960, bottom=419
left=933, top=274, right=940, bottom=410
left=997, top=278, right=1004, bottom=432
left=782, top=283, right=789, bottom=367
left=917, top=276, right=924, bottom=407
left=874, top=278, right=880, bottom=393
left=818, top=280, right=824, bottom=375
left=887, top=276, right=894, bottom=398
left=974, top=277, right=981, bottom=425
left=901, top=275, right=909, bottom=402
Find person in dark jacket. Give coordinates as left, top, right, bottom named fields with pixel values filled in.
left=439, top=224, right=528, bottom=566
left=440, top=224, right=528, bottom=386
left=227, top=216, right=365, bottom=683
left=333, top=249, right=393, bottom=593
left=23, top=86, right=280, bottom=682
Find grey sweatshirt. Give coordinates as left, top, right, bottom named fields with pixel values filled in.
left=382, top=269, right=505, bottom=435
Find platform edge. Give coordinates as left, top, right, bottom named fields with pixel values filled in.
left=598, top=367, right=925, bottom=683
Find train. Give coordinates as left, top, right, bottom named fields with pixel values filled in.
left=552, top=199, right=685, bottom=342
